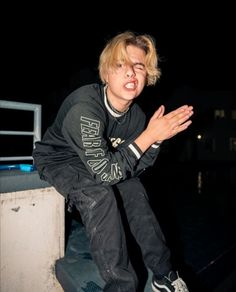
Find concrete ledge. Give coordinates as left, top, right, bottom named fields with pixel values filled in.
left=0, top=169, right=50, bottom=193
left=0, top=186, right=64, bottom=292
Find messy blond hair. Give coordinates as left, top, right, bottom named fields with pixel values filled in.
left=99, top=31, right=161, bottom=86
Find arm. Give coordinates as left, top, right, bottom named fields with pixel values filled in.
left=135, top=104, right=193, bottom=152
left=62, top=102, right=193, bottom=185
left=131, top=104, right=193, bottom=175
left=132, top=142, right=161, bottom=176
left=62, top=102, right=144, bottom=185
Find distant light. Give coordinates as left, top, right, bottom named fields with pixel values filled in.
left=197, top=171, right=202, bottom=194
left=197, top=134, right=202, bottom=140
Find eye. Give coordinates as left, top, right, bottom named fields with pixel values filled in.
left=133, top=63, right=145, bottom=71
left=116, top=63, right=123, bottom=68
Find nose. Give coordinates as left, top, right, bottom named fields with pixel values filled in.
left=126, top=65, right=135, bottom=78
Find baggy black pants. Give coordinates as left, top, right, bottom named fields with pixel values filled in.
left=42, top=166, right=171, bottom=292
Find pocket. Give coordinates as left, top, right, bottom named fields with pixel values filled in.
left=81, top=185, right=110, bottom=210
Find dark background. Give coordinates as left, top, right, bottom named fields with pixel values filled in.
left=1, top=3, right=236, bottom=291
left=1, top=3, right=235, bottom=131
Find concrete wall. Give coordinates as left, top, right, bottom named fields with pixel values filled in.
left=0, top=187, right=65, bottom=292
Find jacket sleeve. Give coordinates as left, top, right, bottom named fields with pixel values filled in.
left=132, top=142, right=161, bottom=176
left=62, top=102, right=144, bottom=185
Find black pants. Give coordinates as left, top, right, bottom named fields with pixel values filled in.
left=42, top=165, right=171, bottom=292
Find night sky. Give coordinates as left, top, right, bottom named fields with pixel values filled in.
left=1, top=4, right=235, bottom=130
left=1, top=7, right=236, bottom=290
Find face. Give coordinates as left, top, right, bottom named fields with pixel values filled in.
left=105, top=45, right=147, bottom=107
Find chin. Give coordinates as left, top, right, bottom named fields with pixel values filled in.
left=124, top=94, right=136, bottom=102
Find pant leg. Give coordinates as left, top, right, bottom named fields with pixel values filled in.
left=116, top=177, right=172, bottom=277
left=70, top=180, right=138, bottom=292
left=41, top=165, right=138, bottom=291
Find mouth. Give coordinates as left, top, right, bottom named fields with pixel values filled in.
left=124, top=81, right=137, bottom=89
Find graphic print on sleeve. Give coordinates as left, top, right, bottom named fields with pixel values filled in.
left=80, top=116, right=123, bottom=182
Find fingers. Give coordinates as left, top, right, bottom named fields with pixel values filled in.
left=166, top=105, right=193, bottom=138
left=166, top=106, right=193, bottom=131
left=175, top=120, right=192, bottom=132
left=172, top=109, right=193, bottom=128
left=147, top=104, right=193, bottom=142
left=170, top=120, right=192, bottom=139
left=158, top=105, right=165, bottom=117
left=165, top=105, right=193, bottom=120
left=151, top=105, right=165, bottom=120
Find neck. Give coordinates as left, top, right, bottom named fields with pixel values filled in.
left=104, top=87, right=130, bottom=117
left=107, top=98, right=130, bottom=115
left=106, top=88, right=130, bottom=114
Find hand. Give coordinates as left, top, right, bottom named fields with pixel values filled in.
left=146, top=105, right=193, bottom=143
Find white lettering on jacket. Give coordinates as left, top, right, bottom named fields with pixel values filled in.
left=80, top=116, right=122, bottom=181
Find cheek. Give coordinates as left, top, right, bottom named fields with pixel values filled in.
left=138, top=71, right=147, bottom=81
left=139, top=75, right=147, bottom=88
left=106, top=71, right=117, bottom=84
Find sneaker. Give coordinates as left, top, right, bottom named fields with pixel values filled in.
left=151, top=271, right=189, bottom=292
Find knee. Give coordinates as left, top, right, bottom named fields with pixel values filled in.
left=117, top=178, right=147, bottom=199
left=71, top=184, right=117, bottom=211
left=71, top=184, right=118, bottom=227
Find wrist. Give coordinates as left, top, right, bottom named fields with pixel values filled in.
left=155, top=140, right=163, bottom=145
left=151, top=141, right=163, bottom=149
left=134, top=130, right=156, bottom=153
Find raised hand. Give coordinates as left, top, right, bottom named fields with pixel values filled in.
left=146, top=105, right=193, bottom=143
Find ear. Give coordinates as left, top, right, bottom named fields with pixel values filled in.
left=104, top=73, right=109, bottom=84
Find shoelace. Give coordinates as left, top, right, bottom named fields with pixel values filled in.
left=171, top=277, right=189, bottom=292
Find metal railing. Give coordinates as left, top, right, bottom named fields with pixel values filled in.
left=0, top=100, right=41, bottom=161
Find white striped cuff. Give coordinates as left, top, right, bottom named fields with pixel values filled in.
left=128, top=144, right=141, bottom=159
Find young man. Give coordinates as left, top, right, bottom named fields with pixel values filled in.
left=33, top=31, right=193, bottom=292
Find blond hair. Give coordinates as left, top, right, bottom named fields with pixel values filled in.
left=99, top=31, right=161, bottom=86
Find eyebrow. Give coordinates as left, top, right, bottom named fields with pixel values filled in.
left=133, top=62, right=145, bottom=67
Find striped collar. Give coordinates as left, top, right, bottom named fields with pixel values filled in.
left=103, top=86, right=129, bottom=118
